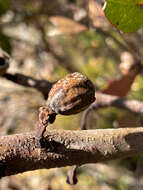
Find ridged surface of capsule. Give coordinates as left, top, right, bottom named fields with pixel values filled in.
left=47, top=72, right=95, bottom=115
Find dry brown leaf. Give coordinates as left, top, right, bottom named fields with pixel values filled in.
left=102, top=72, right=136, bottom=97
left=49, top=16, right=87, bottom=35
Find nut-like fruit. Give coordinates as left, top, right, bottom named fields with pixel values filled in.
left=47, top=72, right=95, bottom=115
left=36, top=72, right=95, bottom=146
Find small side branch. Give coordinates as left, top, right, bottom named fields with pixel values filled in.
left=3, top=73, right=53, bottom=99
left=0, top=127, right=143, bottom=177
left=81, top=92, right=143, bottom=129
left=95, top=92, right=143, bottom=113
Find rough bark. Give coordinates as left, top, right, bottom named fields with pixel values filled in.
left=0, top=127, right=143, bottom=177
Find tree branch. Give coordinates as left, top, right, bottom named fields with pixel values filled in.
left=95, top=92, right=143, bottom=113
left=1, top=127, right=143, bottom=177
left=81, top=92, right=143, bottom=129
left=3, top=73, right=53, bottom=99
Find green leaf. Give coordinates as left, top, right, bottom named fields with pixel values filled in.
left=104, top=0, right=143, bottom=33
left=0, top=0, right=10, bottom=16
left=0, top=29, right=11, bottom=53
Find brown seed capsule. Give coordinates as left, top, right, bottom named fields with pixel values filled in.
left=35, top=72, right=95, bottom=147
left=47, top=72, right=95, bottom=115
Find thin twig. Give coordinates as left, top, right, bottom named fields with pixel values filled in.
left=81, top=92, right=143, bottom=129
left=66, top=165, right=78, bottom=185
left=3, top=73, right=53, bottom=99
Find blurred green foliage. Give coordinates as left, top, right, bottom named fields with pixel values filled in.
left=104, top=0, right=143, bottom=33
left=0, top=30, right=11, bottom=53
left=0, top=0, right=10, bottom=16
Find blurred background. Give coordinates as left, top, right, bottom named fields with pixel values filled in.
left=1, top=0, right=143, bottom=189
